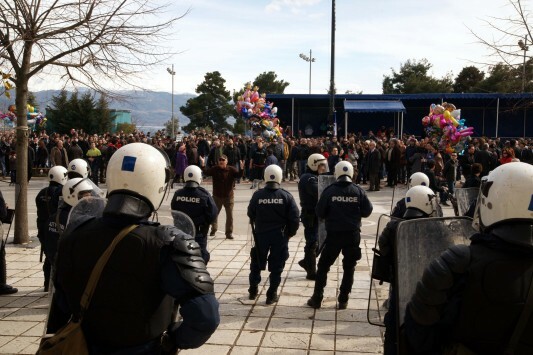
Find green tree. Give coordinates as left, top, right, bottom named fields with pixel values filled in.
left=383, top=59, right=453, bottom=94
left=453, top=66, right=485, bottom=93
left=164, top=117, right=180, bottom=136
left=233, top=116, right=246, bottom=135
left=94, top=94, right=113, bottom=133
left=181, top=71, right=233, bottom=132
left=46, top=90, right=71, bottom=133
left=116, top=122, right=137, bottom=134
left=478, top=63, right=521, bottom=93
left=253, top=71, right=290, bottom=94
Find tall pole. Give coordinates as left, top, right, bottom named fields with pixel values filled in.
left=523, top=34, right=528, bottom=92
left=299, top=50, right=315, bottom=94
left=329, top=0, right=336, bottom=136
left=171, top=64, right=175, bottom=139
left=167, top=65, right=176, bottom=139
left=309, top=49, right=312, bottom=94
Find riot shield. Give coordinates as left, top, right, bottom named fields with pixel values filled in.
left=171, top=210, right=196, bottom=238
left=395, top=217, right=474, bottom=328
left=454, top=187, right=479, bottom=217
left=65, top=196, right=106, bottom=233
left=367, top=214, right=402, bottom=327
left=317, top=175, right=336, bottom=251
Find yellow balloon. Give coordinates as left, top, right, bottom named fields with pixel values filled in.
left=443, top=111, right=451, bottom=119
left=451, top=117, right=459, bottom=127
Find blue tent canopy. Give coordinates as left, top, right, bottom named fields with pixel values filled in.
left=343, top=100, right=406, bottom=113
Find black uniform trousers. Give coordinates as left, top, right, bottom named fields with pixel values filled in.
left=249, top=230, right=289, bottom=291
left=315, top=231, right=362, bottom=295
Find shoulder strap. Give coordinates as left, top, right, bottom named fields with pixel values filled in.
left=505, top=274, right=533, bottom=354
left=78, top=224, right=138, bottom=319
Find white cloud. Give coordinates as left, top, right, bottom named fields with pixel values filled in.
left=265, top=0, right=322, bottom=14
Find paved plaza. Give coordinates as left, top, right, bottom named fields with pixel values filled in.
left=0, top=178, right=455, bottom=354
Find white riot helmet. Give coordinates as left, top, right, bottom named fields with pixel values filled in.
left=68, top=158, right=90, bottom=179
left=334, top=161, right=353, bottom=181
left=477, top=162, right=533, bottom=230
left=404, top=185, right=437, bottom=218
left=307, top=153, right=327, bottom=172
left=264, top=164, right=283, bottom=184
left=184, top=165, right=202, bottom=186
left=62, top=178, right=95, bottom=207
left=48, top=166, right=68, bottom=185
left=106, top=143, right=171, bottom=211
left=408, top=172, right=430, bottom=188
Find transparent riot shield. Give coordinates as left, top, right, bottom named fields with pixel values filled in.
left=317, top=175, right=336, bottom=251
left=454, top=187, right=479, bottom=217
left=65, top=196, right=106, bottom=233
left=395, top=217, right=474, bottom=328
left=367, top=214, right=402, bottom=327
left=171, top=210, right=196, bottom=238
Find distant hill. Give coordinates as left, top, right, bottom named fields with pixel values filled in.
left=0, top=90, right=197, bottom=129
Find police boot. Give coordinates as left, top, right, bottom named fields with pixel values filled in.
left=248, top=285, right=258, bottom=300
left=298, top=251, right=317, bottom=280
left=338, top=292, right=349, bottom=310
left=307, top=292, right=323, bottom=309
left=266, top=288, right=279, bottom=305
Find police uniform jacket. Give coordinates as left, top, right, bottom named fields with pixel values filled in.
left=171, top=186, right=218, bottom=232
left=35, top=183, right=62, bottom=232
left=405, top=230, right=533, bottom=354
left=248, top=186, right=300, bottom=236
left=54, top=213, right=219, bottom=351
left=298, top=172, right=319, bottom=212
left=315, top=181, right=373, bottom=232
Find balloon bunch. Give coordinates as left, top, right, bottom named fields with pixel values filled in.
left=0, top=104, right=47, bottom=128
left=422, top=102, right=474, bottom=153
left=235, top=83, right=282, bottom=141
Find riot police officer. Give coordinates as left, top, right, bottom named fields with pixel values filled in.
left=297, top=153, right=328, bottom=280
left=35, top=166, right=68, bottom=290
left=404, top=162, right=533, bottom=354
left=67, top=158, right=90, bottom=179
left=307, top=161, right=373, bottom=309
left=171, top=165, right=218, bottom=264
left=390, top=172, right=430, bottom=218
left=51, top=143, right=219, bottom=353
left=248, top=165, right=300, bottom=305
left=378, top=185, right=437, bottom=355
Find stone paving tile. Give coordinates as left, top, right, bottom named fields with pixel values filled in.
left=236, top=330, right=264, bottom=347
left=261, top=331, right=310, bottom=349
left=336, top=335, right=383, bottom=353
left=267, top=317, right=313, bottom=333
left=179, top=344, right=231, bottom=354
left=231, top=346, right=259, bottom=354
left=0, top=320, right=39, bottom=336
left=0, top=336, right=40, bottom=354
left=206, top=329, right=240, bottom=346
left=258, top=346, right=307, bottom=354
left=310, top=333, right=335, bottom=351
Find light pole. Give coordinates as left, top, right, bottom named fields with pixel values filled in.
left=518, top=35, right=529, bottom=92
left=299, top=50, right=315, bottom=94
left=166, top=65, right=176, bottom=138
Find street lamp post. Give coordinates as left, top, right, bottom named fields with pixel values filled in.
left=518, top=35, right=529, bottom=92
left=299, top=50, right=315, bottom=94
left=166, top=65, right=176, bottom=138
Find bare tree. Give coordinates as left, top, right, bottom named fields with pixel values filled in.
left=470, top=0, right=531, bottom=67
left=0, top=0, right=187, bottom=243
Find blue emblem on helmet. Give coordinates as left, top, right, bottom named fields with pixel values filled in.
left=122, top=156, right=137, bottom=172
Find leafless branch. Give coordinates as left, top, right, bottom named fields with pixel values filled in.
left=0, top=0, right=189, bottom=98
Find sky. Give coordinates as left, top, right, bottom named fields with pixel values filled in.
left=30, top=0, right=526, bottom=96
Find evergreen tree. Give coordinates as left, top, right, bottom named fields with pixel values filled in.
left=382, top=59, right=453, bottom=94
left=46, top=90, right=71, bottom=133
left=181, top=71, right=233, bottom=132
left=253, top=71, right=290, bottom=94
left=453, top=66, right=485, bottom=93
left=94, top=94, right=113, bottom=133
